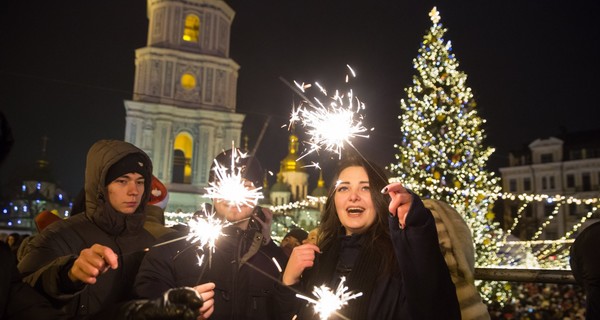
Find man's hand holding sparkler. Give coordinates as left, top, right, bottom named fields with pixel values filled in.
left=282, top=243, right=321, bottom=286
left=68, top=244, right=118, bottom=284
left=194, top=282, right=216, bottom=319
left=382, top=182, right=414, bottom=229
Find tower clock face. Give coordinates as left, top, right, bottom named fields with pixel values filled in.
left=181, top=73, right=197, bottom=90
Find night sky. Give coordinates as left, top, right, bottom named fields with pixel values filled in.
left=1, top=0, right=599, bottom=197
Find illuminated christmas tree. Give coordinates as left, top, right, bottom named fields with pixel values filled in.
left=389, top=7, right=505, bottom=303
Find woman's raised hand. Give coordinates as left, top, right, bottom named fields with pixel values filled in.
left=382, top=182, right=413, bottom=229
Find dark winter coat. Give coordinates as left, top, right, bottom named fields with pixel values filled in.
left=135, top=222, right=289, bottom=320
left=17, top=140, right=173, bottom=319
left=275, top=196, right=461, bottom=320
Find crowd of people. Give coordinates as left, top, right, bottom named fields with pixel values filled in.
left=488, top=283, right=587, bottom=319
left=1, top=138, right=596, bottom=319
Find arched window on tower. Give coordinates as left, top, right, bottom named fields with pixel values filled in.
left=182, top=14, right=200, bottom=42
left=173, top=133, right=193, bottom=184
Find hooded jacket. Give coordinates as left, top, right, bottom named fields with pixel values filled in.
left=18, top=140, right=172, bottom=319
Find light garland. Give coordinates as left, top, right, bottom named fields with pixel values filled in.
left=387, top=6, right=600, bottom=305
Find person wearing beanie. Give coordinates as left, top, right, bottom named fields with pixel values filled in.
left=135, top=148, right=288, bottom=319
left=280, top=228, right=309, bottom=257
left=303, top=227, right=319, bottom=245
left=18, top=139, right=214, bottom=319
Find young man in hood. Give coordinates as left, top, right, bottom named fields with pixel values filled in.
left=18, top=139, right=213, bottom=319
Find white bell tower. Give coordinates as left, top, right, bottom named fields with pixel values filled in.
left=124, top=0, right=243, bottom=212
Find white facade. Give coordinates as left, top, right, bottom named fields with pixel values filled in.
left=499, top=135, right=600, bottom=239
left=124, top=0, right=243, bottom=212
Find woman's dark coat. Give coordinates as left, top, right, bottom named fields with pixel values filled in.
left=276, top=196, right=461, bottom=320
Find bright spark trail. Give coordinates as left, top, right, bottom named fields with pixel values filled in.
left=296, top=276, right=363, bottom=320
left=286, top=65, right=373, bottom=161
left=204, top=145, right=264, bottom=210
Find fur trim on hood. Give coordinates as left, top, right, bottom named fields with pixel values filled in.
left=424, top=199, right=490, bottom=320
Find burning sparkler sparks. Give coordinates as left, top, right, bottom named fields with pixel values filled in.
left=186, top=211, right=228, bottom=255
left=287, top=65, right=373, bottom=160
left=204, top=146, right=264, bottom=210
left=296, top=276, right=363, bottom=320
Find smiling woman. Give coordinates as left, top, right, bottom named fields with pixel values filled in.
left=333, top=166, right=377, bottom=235
left=276, top=155, right=461, bottom=319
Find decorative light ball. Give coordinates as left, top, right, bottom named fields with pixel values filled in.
left=476, top=194, right=485, bottom=203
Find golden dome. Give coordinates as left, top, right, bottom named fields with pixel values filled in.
left=281, top=134, right=306, bottom=172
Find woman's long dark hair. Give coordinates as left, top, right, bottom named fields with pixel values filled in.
left=318, top=156, right=397, bottom=274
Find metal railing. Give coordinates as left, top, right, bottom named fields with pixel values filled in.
left=474, top=267, right=576, bottom=284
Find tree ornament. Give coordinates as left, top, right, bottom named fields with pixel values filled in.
left=452, top=153, right=460, bottom=163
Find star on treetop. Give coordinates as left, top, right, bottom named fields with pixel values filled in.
left=429, top=7, right=441, bottom=24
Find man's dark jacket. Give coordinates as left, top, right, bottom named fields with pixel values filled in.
left=18, top=140, right=173, bottom=318
left=135, top=222, right=288, bottom=319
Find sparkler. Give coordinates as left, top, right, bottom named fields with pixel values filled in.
left=186, top=211, right=228, bottom=258
left=182, top=204, right=252, bottom=268
left=296, top=276, right=363, bottom=320
left=204, top=146, right=264, bottom=210
left=286, top=65, right=373, bottom=160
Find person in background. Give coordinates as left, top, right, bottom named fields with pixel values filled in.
left=135, top=148, right=288, bottom=319
left=276, top=156, right=460, bottom=319
left=5, top=233, right=21, bottom=261
left=70, top=188, right=87, bottom=217
left=144, top=175, right=171, bottom=240
left=570, top=221, right=600, bottom=319
left=280, top=228, right=308, bottom=257
left=35, top=210, right=63, bottom=232
left=18, top=139, right=213, bottom=319
left=17, top=210, right=64, bottom=263
left=302, top=227, right=319, bottom=245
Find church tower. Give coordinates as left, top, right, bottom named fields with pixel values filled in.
left=124, top=0, right=243, bottom=212
left=279, top=134, right=309, bottom=201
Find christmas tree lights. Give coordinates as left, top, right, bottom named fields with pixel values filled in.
left=388, top=6, right=504, bottom=303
